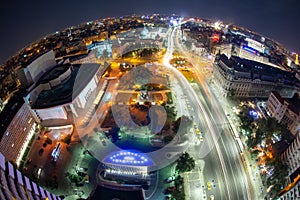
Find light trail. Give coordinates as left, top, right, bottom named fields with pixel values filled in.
left=163, top=26, right=233, bottom=200
left=171, top=25, right=252, bottom=199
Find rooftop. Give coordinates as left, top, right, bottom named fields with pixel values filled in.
left=271, top=91, right=284, bottom=104
left=32, top=63, right=100, bottom=109
left=271, top=91, right=300, bottom=115
left=37, top=64, right=71, bottom=84
left=218, top=54, right=300, bottom=86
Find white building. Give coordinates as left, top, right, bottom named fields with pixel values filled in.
left=25, top=63, right=106, bottom=127
left=265, top=91, right=300, bottom=136
left=245, top=38, right=265, bottom=53
left=16, top=50, right=57, bottom=87
left=0, top=103, right=36, bottom=165
left=280, top=133, right=300, bottom=200
left=213, top=54, right=300, bottom=98
left=103, top=150, right=153, bottom=181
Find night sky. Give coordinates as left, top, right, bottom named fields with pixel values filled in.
left=1, top=0, right=299, bottom=64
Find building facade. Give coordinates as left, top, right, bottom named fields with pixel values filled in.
left=213, top=54, right=300, bottom=98
left=101, top=150, right=153, bottom=187
left=0, top=152, right=60, bottom=200
left=25, top=63, right=106, bottom=127
left=265, top=91, right=300, bottom=135
left=0, top=103, right=36, bottom=166
left=280, top=133, right=300, bottom=200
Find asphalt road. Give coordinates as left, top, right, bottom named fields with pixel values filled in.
left=164, top=26, right=252, bottom=200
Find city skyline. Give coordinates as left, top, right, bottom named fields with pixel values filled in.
left=0, top=11, right=299, bottom=199
left=0, top=0, right=300, bottom=63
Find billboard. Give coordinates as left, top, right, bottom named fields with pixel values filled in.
left=245, top=38, right=265, bottom=53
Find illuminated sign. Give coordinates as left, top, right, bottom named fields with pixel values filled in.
left=104, top=150, right=153, bottom=166
left=245, top=38, right=265, bottom=53
left=243, top=46, right=257, bottom=55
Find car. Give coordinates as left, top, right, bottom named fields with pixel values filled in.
left=85, top=175, right=89, bottom=183
left=35, top=168, right=42, bottom=179
left=207, top=182, right=212, bottom=190
left=165, top=176, right=176, bottom=183
left=101, top=139, right=106, bottom=146
left=210, top=194, right=214, bottom=200
left=199, top=135, right=204, bottom=141
left=77, top=167, right=88, bottom=172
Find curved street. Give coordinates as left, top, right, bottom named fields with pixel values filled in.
left=163, top=25, right=252, bottom=200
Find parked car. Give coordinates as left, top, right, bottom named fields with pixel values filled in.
left=165, top=176, right=176, bottom=183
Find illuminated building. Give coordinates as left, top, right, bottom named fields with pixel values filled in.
left=191, top=42, right=205, bottom=55
left=265, top=91, right=300, bottom=135
left=236, top=45, right=270, bottom=64
left=215, top=44, right=278, bottom=69
left=16, top=50, right=57, bottom=88
left=102, top=150, right=153, bottom=183
left=213, top=54, right=300, bottom=98
left=87, top=40, right=113, bottom=59
left=0, top=152, right=60, bottom=200
left=0, top=103, right=36, bottom=166
left=25, top=63, right=106, bottom=127
left=69, top=52, right=98, bottom=64
left=280, top=133, right=300, bottom=199
left=244, top=38, right=265, bottom=53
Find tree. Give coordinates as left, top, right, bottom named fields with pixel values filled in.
left=176, top=152, right=195, bottom=173
left=251, top=149, right=261, bottom=160
left=172, top=188, right=185, bottom=200
left=257, top=118, right=278, bottom=139
left=265, top=155, right=289, bottom=198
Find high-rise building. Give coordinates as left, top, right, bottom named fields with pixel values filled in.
left=0, top=103, right=36, bottom=165
left=0, top=152, right=60, bottom=200
left=280, top=133, right=300, bottom=199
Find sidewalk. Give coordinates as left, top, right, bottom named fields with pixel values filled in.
left=183, top=159, right=206, bottom=200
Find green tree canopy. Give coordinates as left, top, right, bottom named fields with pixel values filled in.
left=176, top=152, right=195, bottom=173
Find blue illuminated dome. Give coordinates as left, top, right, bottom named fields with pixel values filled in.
left=103, top=150, right=154, bottom=166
